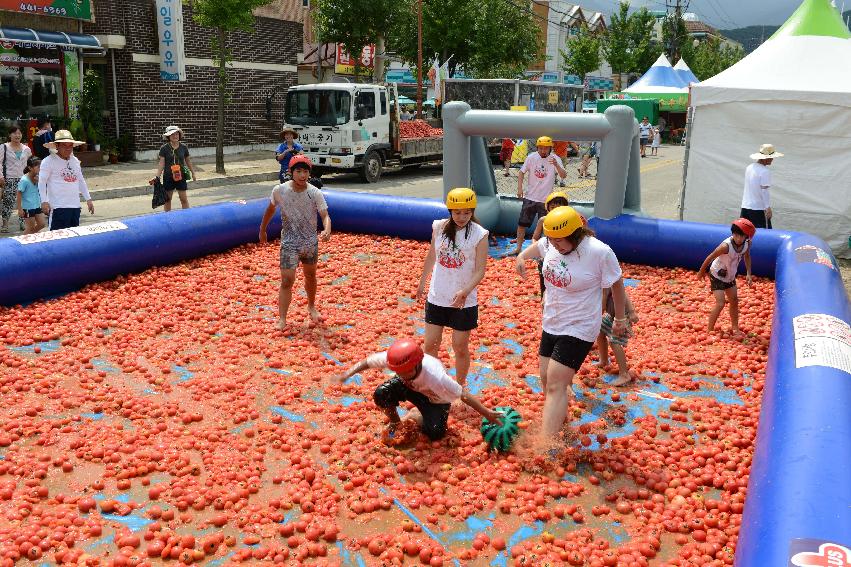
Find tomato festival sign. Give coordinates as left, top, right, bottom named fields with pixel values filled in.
left=0, top=0, right=93, bottom=21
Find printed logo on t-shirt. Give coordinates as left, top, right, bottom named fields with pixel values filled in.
left=533, top=163, right=548, bottom=180
left=61, top=163, right=78, bottom=183
left=437, top=239, right=466, bottom=269
left=543, top=256, right=572, bottom=288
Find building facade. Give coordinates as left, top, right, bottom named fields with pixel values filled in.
left=0, top=0, right=305, bottom=159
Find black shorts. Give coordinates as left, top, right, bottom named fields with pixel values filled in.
left=518, top=198, right=547, bottom=228
left=539, top=330, right=594, bottom=371
left=373, top=377, right=452, bottom=440
left=163, top=176, right=188, bottom=192
left=710, top=274, right=736, bottom=291
left=49, top=208, right=81, bottom=231
left=22, top=208, right=43, bottom=218
left=740, top=208, right=772, bottom=229
left=424, top=301, right=478, bottom=331
left=640, top=137, right=649, bottom=146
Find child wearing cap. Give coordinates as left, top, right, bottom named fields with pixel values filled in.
left=333, top=338, right=502, bottom=441
left=276, top=129, right=303, bottom=183
left=697, top=218, right=755, bottom=335
left=259, top=155, right=331, bottom=330
left=531, top=191, right=570, bottom=301
left=416, top=188, right=489, bottom=386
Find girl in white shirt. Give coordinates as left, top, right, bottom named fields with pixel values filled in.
left=697, top=218, right=754, bottom=335
left=416, top=188, right=489, bottom=386
left=516, top=206, right=628, bottom=441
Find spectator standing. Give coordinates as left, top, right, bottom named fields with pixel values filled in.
left=275, top=128, right=303, bottom=183
left=508, top=136, right=566, bottom=256
left=657, top=116, right=667, bottom=142
left=16, top=157, right=46, bottom=234
left=32, top=119, right=53, bottom=160
left=638, top=117, right=652, bottom=157
left=499, top=138, right=516, bottom=177
left=152, top=126, right=197, bottom=212
left=741, top=144, right=782, bottom=229
left=37, top=130, right=94, bottom=230
left=0, top=126, right=33, bottom=233
left=651, top=126, right=661, bottom=156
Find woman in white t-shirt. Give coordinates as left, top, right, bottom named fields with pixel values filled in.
left=516, top=206, right=628, bottom=440
left=0, top=126, right=32, bottom=233
left=416, top=188, right=489, bottom=386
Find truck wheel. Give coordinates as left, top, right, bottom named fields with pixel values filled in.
left=359, top=150, right=382, bottom=183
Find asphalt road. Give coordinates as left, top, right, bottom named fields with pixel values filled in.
left=54, top=145, right=687, bottom=227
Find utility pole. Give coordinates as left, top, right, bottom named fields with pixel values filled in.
left=416, top=0, right=423, bottom=119
left=665, top=0, right=688, bottom=61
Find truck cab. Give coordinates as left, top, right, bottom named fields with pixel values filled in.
left=284, top=83, right=399, bottom=182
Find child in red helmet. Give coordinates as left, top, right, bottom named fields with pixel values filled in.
left=259, top=155, right=331, bottom=330
left=697, top=218, right=755, bottom=335
left=333, top=338, right=502, bottom=441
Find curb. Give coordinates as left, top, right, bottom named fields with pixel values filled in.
left=89, top=171, right=280, bottom=201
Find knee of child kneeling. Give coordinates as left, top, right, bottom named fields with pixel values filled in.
left=372, top=386, right=395, bottom=409
left=422, top=422, right=447, bottom=441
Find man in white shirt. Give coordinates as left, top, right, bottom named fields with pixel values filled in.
left=741, top=144, right=782, bottom=229
left=38, top=130, right=94, bottom=231
left=333, top=338, right=502, bottom=441
left=508, top=136, right=566, bottom=256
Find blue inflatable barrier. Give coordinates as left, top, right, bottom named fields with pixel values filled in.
left=0, top=191, right=849, bottom=565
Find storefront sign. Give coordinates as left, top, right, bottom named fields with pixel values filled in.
left=335, top=44, right=374, bottom=76
left=155, top=0, right=186, bottom=81
left=0, top=0, right=93, bottom=21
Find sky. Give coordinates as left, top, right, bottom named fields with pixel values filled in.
left=574, top=0, right=813, bottom=29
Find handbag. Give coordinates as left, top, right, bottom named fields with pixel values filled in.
left=151, top=178, right=168, bottom=208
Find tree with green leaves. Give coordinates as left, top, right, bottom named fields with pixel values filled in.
left=684, top=37, right=744, bottom=81
left=386, top=0, right=541, bottom=79
left=192, top=0, right=273, bottom=174
left=602, top=1, right=662, bottom=78
left=312, top=0, right=399, bottom=82
left=560, top=23, right=602, bottom=80
left=662, top=12, right=688, bottom=62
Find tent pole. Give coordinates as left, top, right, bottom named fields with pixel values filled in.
left=678, top=105, right=693, bottom=221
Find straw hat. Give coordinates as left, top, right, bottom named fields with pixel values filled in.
left=44, top=130, right=85, bottom=149
left=162, top=125, right=184, bottom=139
left=750, top=144, right=783, bottom=160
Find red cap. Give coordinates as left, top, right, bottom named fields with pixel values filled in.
left=289, top=155, right=313, bottom=171
left=386, top=339, right=424, bottom=374
left=732, top=218, right=756, bottom=239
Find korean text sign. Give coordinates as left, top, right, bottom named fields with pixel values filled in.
left=155, top=0, right=186, bottom=81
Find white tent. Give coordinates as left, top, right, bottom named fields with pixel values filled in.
left=682, top=0, right=851, bottom=257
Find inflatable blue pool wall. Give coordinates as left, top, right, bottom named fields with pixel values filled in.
left=0, top=192, right=849, bottom=566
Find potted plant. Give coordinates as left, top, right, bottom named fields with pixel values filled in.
left=102, top=136, right=119, bottom=164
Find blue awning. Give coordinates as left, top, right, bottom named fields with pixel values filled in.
left=0, top=27, right=101, bottom=50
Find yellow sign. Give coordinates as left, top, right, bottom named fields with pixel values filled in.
left=510, top=106, right=527, bottom=111
left=335, top=44, right=375, bottom=76
left=548, top=90, right=558, bottom=104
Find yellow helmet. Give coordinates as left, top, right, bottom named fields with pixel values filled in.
left=545, top=191, right=569, bottom=209
left=446, top=187, right=477, bottom=210
left=543, top=206, right=583, bottom=239
left=536, top=136, right=554, bottom=147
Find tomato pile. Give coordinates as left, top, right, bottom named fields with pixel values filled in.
left=0, top=233, right=773, bottom=566
left=400, top=120, right=443, bottom=139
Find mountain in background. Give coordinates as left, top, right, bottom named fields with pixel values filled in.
left=720, top=10, right=851, bottom=53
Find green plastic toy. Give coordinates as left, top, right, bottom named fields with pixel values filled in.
left=480, top=406, right=522, bottom=452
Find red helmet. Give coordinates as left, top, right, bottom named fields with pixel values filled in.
left=731, top=218, right=756, bottom=239
left=386, top=339, right=424, bottom=374
left=289, top=155, right=313, bottom=171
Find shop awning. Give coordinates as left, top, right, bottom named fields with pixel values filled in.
left=0, top=27, right=101, bottom=50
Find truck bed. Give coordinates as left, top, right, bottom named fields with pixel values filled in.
left=399, top=137, right=443, bottom=159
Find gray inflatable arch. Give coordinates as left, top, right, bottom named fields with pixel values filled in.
left=441, top=102, right=642, bottom=234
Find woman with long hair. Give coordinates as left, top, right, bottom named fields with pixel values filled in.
left=416, top=188, right=489, bottom=386
left=0, top=125, right=33, bottom=233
